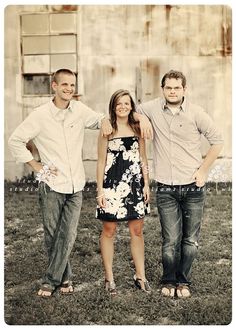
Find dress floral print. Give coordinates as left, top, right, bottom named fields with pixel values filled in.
left=96, top=136, right=150, bottom=222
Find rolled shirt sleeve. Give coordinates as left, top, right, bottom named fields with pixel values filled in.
left=136, top=102, right=151, bottom=119
left=8, top=111, right=40, bottom=163
left=81, top=102, right=105, bottom=129
left=195, top=106, right=224, bottom=145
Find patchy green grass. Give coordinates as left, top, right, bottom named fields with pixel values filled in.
left=4, top=180, right=232, bottom=325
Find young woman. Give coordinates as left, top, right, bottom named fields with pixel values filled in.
left=96, top=89, right=151, bottom=296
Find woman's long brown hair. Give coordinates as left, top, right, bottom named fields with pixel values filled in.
left=109, top=89, right=140, bottom=136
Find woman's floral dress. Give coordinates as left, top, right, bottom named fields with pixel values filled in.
left=96, top=136, right=150, bottom=222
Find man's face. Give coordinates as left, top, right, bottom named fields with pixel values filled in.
left=52, top=73, right=76, bottom=102
left=162, top=78, right=186, bottom=105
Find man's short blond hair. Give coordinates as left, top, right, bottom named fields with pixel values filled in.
left=52, top=69, right=75, bottom=83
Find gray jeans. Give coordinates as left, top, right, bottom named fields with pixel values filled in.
left=156, top=182, right=206, bottom=286
left=38, top=182, right=82, bottom=289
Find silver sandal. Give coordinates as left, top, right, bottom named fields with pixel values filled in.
left=105, top=279, right=117, bottom=296
left=133, top=275, right=151, bottom=293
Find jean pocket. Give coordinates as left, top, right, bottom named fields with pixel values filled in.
left=39, top=182, right=52, bottom=195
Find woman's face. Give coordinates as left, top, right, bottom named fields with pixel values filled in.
left=115, top=95, right=132, bottom=118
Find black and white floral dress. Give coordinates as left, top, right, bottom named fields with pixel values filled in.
left=96, top=136, right=150, bottom=222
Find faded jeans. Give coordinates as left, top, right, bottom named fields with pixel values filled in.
left=39, top=182, right=82, bottom=289
left=156, top=182, right=206, bottom=286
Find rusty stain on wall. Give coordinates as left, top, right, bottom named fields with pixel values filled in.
left=51, top=5, right=78, bottom=12
left=4, top=5, right=232, bottom=180
left=221, top=7, right=232, bottom=56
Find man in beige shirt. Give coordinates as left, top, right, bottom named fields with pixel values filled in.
left=8, top=69, right=113, bottom=297
left=137, top=70, right=223, bottom=298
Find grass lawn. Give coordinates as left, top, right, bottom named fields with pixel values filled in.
left=4, top=180, right=232, bottom=325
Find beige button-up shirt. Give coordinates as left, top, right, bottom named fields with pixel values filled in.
left=137, top=97, right=223, bottom=185
left=8, top=99, right=105, bottom=193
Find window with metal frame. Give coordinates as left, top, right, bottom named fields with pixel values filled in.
left=21, top=12, right=78, bottom=96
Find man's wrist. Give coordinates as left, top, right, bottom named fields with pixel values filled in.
left=133, top=112, right=142, bottom=122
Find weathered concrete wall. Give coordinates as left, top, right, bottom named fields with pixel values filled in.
left=5, top=5, right=232, bottom=181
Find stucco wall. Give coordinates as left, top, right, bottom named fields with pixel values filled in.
left=4, top=5, right=232, bottom=181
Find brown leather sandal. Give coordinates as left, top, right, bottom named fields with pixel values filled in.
left=37, top=284, right=55, bottom=298
left=161, top=284, right=176, bottom=297
left=60, top=281, right=74, bottom=295
left=176, top=284, right=191, bottom=298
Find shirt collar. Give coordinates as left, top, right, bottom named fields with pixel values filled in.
left=161, top=97, right=186, bottom=112
left=50, top=99, right=74, bottom=120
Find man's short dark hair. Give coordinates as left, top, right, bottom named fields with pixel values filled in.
left=52, top=69, right=75, bottom=83
left=161, top=70, right=187, bottom=88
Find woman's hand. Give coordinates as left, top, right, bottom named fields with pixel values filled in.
left=143, top=185, right=150, bottom=203
left=96, top=191, right=106, bottom=208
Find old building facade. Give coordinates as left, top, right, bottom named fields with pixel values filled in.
left=4, top=5, right=232, bottom=181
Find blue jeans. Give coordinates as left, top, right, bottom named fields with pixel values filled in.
left=156, top=182, right=206, bottom=286
left=38, top=182, right=82, bottom=289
